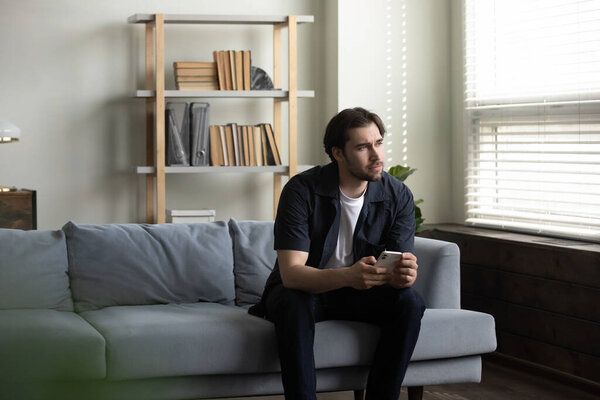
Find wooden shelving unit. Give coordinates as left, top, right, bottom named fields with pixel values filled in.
left=129, top=13, right=314, bottom=223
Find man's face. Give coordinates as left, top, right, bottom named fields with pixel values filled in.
left=335, top=122, right=384, bottom=182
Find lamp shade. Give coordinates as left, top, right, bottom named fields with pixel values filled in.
left=0, top=120, right=21, bottom=143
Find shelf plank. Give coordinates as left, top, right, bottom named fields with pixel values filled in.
left=134, top=90, right=315, bottom=98
left=128, top=14, right=314, bottom=25
left=136, top=165, right=314, bottom=174
left=136, top=166, right=287, bottom=174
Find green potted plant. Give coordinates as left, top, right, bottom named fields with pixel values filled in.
left=388, top=165, right=426, bottom=233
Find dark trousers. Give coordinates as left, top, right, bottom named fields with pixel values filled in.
left=264, top=284, right=426, bottom=400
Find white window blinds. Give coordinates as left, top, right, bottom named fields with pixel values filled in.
left=464, top=0, right=600, bottom=242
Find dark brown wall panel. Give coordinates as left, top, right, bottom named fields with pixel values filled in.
left=461, top=264, right=600, bottom=322
left=463, top=293, right=600, bottom=357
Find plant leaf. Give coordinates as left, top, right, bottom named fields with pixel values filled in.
left=387, top=165, right=416, bottom=182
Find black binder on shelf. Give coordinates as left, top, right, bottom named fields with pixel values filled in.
left=165, top=102, right=190, bottom=166
left=190, top=102, right=211, bottom=166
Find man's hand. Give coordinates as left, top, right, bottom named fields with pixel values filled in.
left=346, top=256, right=391, bottom=290
left=389, top=252, right=418, bottom=289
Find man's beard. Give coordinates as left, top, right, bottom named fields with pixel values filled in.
left=347, top=162, right=383, bottom=182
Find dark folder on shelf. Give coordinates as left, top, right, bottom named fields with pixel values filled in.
left=165, top=102, right=190, bottom=166
left=190, top=102, right=211, bottom=166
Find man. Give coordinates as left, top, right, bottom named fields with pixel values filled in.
left=250, top=107, right=425, bottom=400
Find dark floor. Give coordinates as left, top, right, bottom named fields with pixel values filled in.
left=217, top=358, right=599, bottom=400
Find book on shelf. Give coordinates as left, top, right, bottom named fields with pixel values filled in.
left=211, top=50, right=252, bottom=91
left=224, top=124, right=235, bottom=166
left=218, top=125, right=229, bottom=166
left=243, top=50, right=251, bottom=90
left=209, top=125, right=224, bottom=166
left=177, top=82, right=219, bottom=90
left=213, top=51, right=225, bottom=90
left=229, top=51, right=237, bottom=90
left=165, top=102, right=190, bottom=166
left=173, top=61, right=218, bottom=90
left=229, top=123, right=241, bottom=166
left=235, top=51, right=243, bottom=91
left=253, top=126, right=263, bottom=166
left=208, top=123, right=280, bottom=167
left=174, top=61, right=215, bottom=69
left=262, top=123, right=282, bottom=165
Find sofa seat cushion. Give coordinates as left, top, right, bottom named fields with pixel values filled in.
left=412, top=308, right=496, bottom=361
left=0, top=229, right=73, bottom=311
left=80, top=303, right=495, bottom=380
left=0, top=309, right=106, bottom=381
left=80, top=303, right=281, bottom=380
left=313, top=308, right=496, bottom=368
left=63, top=221, right=235, bottom=312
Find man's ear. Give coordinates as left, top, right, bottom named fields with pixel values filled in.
left=332, top=146, right=345, bottom=163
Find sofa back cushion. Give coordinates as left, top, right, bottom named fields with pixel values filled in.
left=63, top=221, right=235, bottom=312
left=0, top=229, right=73, bottom=311
left=228, top=219, right=276, bottom=307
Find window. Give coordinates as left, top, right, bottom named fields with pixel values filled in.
left=464, top=0, right=600, bottom=242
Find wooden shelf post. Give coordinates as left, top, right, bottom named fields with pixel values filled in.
left=288, top=15, right=298, bottom=179
left=145, top=22, right=155, bottom=223
left=154, top=14, right=166, bottom=224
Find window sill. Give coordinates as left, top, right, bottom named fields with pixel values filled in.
left=420, top=223, right=600, bottom=255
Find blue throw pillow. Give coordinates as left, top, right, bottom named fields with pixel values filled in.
left=228, top=219, right=276, bottom=307
left=0, top=229, right=73, bottom=311
left=63, top=221, right=235, bottom=312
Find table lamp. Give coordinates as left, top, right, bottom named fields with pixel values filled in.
left=0, top=119, right=21, bottom=143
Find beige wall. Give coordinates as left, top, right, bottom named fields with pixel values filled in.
left=338, top=0, right=454, bottom=224
left=0, top=0, right=456, bottom=229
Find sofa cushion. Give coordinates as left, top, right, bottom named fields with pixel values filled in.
left=79, top=303, right=280, bottom=380
left=228, top=219, right=276, bottom=307
left=79, top=304, right=496, bottom=380
left=0, top=309, right=106, bottom=380
left=0, top=229, right=73, bottom=311
left=63, top=221, right=235, bottom=312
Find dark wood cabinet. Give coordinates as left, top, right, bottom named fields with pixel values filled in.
left=0, top=189, right=36, bottom=230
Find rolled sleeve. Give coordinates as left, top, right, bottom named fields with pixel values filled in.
left=274, top=178, right=311, bottom=252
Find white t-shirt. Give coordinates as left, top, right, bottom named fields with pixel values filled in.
left=324, top=187, right=366, bottom=269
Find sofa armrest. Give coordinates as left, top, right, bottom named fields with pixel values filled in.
left=412, top=236, right=460, bottom=309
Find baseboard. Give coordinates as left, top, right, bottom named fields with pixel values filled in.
left=484, top=352, right=600, bottom=396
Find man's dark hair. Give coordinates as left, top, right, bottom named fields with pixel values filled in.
left=323, top=107, right=386, bottom=162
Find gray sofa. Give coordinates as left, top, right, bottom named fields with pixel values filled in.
left=0, top=219, right=496, bottom=400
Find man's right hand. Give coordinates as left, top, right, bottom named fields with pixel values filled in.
left=346, top=256, right=391, bottom=290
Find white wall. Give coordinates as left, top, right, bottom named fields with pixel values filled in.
left=0, top=0, right=455, bottom=229
left=338, top=0, right=453, bottom=224
left=0, top=0, right=326, bottom=229
left=450, top=0, right=466, bottom=223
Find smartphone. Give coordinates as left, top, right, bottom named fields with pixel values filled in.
left=375, top=250, right=403, bottom=272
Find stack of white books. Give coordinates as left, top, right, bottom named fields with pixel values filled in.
left=167, top=209, right=216, bottom=223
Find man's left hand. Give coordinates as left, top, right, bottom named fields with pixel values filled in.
left=389, top=252, right=418, bottom=289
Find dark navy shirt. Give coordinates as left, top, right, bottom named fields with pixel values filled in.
left=261, top=162, right=416, bottom=297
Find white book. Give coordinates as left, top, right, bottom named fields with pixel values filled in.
left=167, top=209, right=216, bottom=223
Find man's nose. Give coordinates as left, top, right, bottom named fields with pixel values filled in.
left=369, top=145, right=382, bottom=160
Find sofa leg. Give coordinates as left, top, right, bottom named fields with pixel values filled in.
left=353, top=389, right=365, bottom=400
left=407, top=386, right=424, bottom=400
